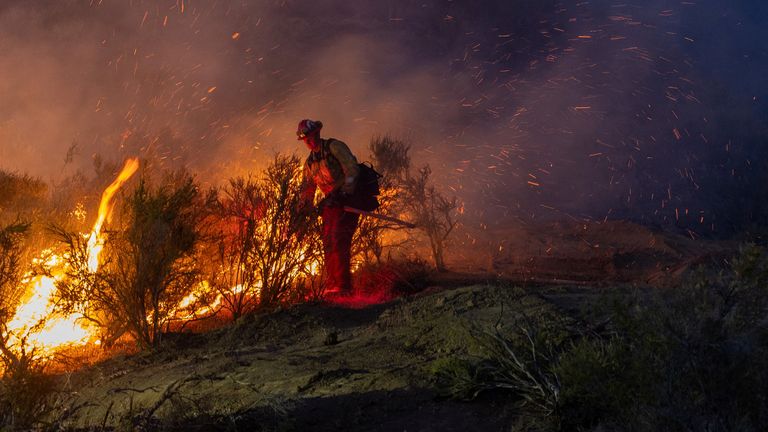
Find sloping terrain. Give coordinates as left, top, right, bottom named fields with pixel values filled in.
left=451, top=220, right=732, bottom=284
left=54, top=282, right=598, bottom=431
left=49, top=221, right=732, bottom=431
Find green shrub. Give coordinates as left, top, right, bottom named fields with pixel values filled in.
left=430, top=356, right=483, bottom=400
left=432, top=316, right=565, bottom=424
left=436, top=244, right=768, bottom=431
left=555, top=336, right=656, bottom=429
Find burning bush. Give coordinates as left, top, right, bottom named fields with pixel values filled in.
left=56, top=171, right=203, bottom=349
left=0, top=222, right=30, bottom=328
left=202, top=154, right=322, bottom=316
left=0, top=221, right=57, bottom=430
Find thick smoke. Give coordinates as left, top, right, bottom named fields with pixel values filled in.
left=0, top=0, right=765, bottom=235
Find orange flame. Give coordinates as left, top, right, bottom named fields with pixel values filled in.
left=5, top=158, right=327, bottom=356
left=87, top=158, right=140, bottom=271
left=5, top=158, right=139, bottom=355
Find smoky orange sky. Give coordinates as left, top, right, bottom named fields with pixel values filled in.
left=0, top=0, right=765, bottom=234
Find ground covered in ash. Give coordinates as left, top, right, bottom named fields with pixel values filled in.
left=50, top=221, right=730, bottom=431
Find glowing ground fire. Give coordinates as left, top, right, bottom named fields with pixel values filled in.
left=4, top=157, right=325, bottom=357
left=5, top=158, right=140, bottom=355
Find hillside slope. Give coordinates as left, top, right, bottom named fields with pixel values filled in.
left=54, top=282, right=593, bottom=431
left=48, top=221, right=730, bottom=430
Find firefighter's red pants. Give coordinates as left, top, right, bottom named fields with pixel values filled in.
left=321, top=204, right=359, bottom=294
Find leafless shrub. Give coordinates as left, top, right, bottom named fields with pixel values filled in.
left=352, top=136, right=414, bottom=265
left=403, top=165, right=458, bottom=272
left=203, top=154, right=321, bottom=314
left=365, top=135, right=458, bottom=271
left=202, top=177, right=265, bottom=319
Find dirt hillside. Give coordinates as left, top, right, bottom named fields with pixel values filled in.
left=53, top=281, right=604, bottom=431
left=49, top=221, right=731, bottom=430
left=450, top=220, right=731, bottom=284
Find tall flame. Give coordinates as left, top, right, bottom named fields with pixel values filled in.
left=5, top=158, right=140, bottom=355
left=87, top=158, right=140, bottom=271
left=5, top=157, right=327, bottom=357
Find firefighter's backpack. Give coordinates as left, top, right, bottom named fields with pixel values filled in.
left=349, top=161, right=382, bottom=212
left=320, top=138, right=382, bottom=212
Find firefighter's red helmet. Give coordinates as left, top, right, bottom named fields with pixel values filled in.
left=296, top=119, right=323, bottom=140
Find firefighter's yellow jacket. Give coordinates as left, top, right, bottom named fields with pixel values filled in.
left=301, top=138, right=360, bottom=201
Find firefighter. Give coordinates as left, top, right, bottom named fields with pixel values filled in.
left=297, top=119, right=360, bottom=297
